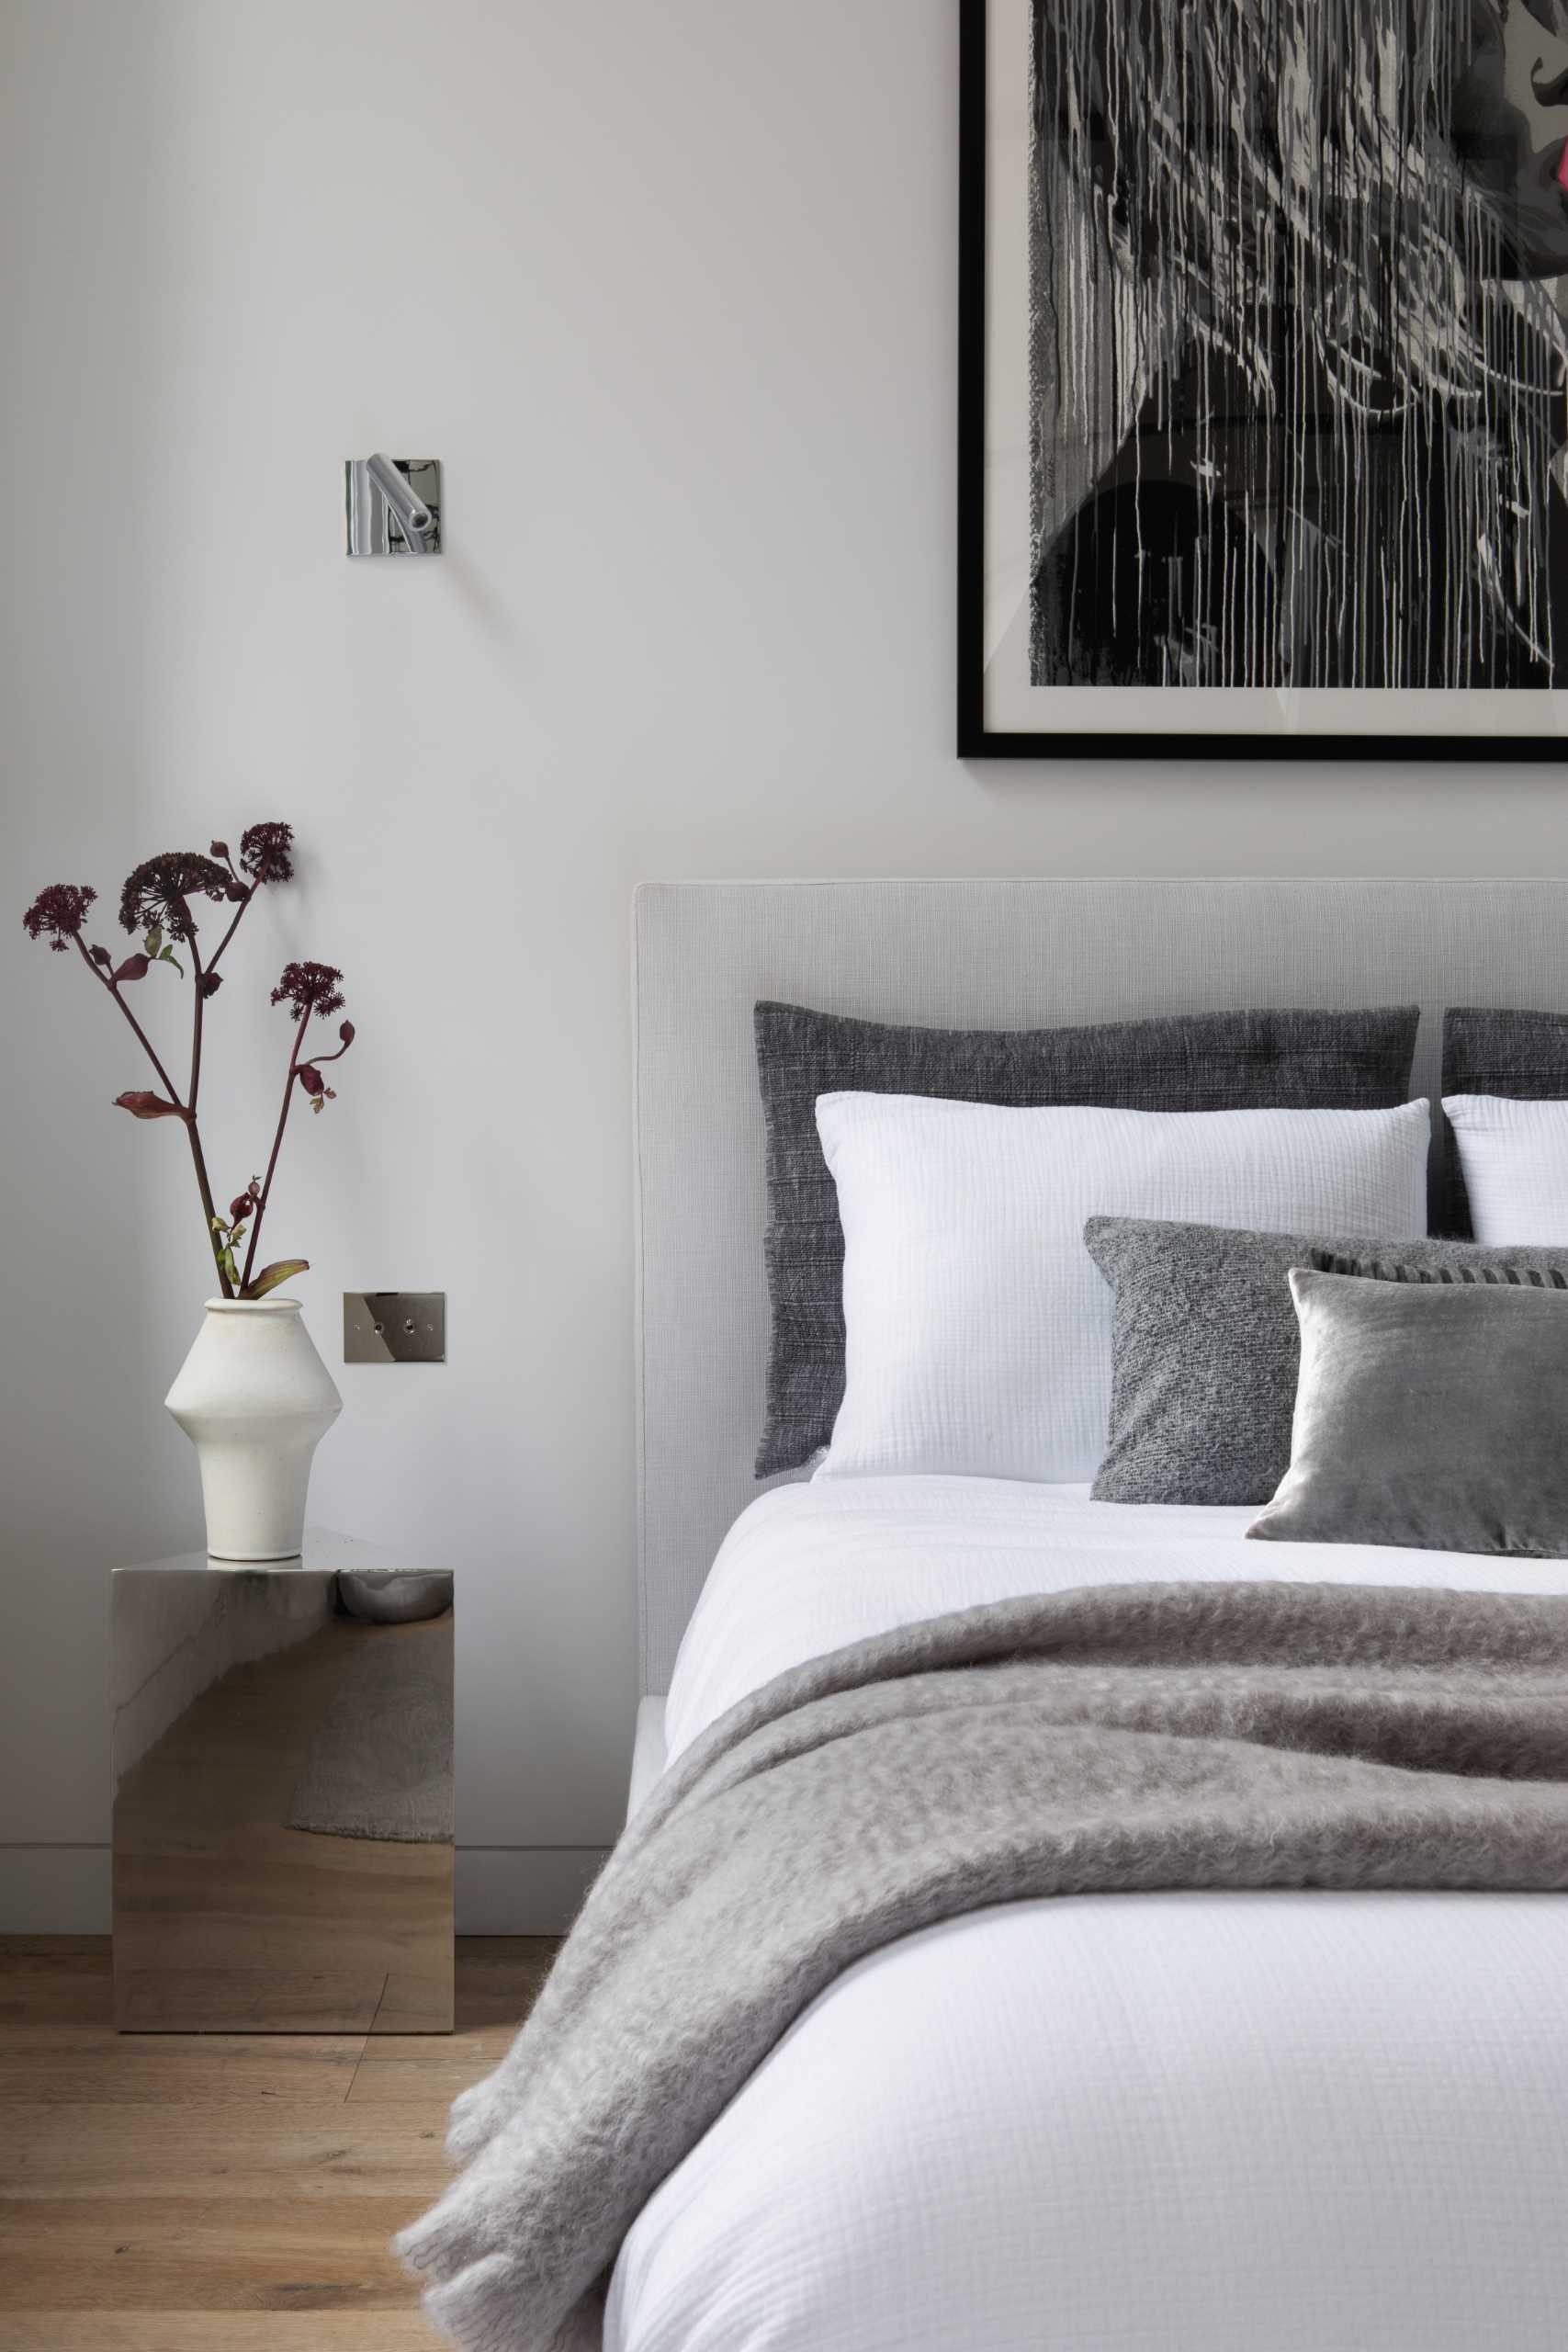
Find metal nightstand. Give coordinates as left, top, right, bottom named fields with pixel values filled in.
left=111, top=1529, right=454, bottom=2034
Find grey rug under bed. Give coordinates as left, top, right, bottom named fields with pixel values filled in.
left=288, top=1623, right=454, bottom=1844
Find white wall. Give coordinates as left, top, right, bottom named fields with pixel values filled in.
left=5, top=0, right=1568, bottom=1929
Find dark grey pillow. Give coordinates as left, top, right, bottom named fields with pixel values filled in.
left=1439, top=1007, right=1568, bottom=1235
left=1311, top=1248, right=1568, bottom=1289
left=1247, top=1266, right=1568, bottom=1557
left=1089, top=1220, right=1568, bottom=1509
left=753, top=1001, right=1421, bottom=1477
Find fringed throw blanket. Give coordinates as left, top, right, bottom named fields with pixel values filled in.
left=399, top=1581, right=1568, bottom=2350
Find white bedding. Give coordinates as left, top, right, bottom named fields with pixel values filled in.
left=608, top=1477, right=1568, bottom=2352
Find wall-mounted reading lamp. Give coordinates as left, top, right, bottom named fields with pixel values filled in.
left=344, top=454, right=442, bottom=555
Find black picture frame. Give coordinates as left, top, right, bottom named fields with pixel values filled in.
left=955, top=0, right=1564, bottom=763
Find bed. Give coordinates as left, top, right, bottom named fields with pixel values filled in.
left=401, top=880, right=1568, bottom=2348
left=610, top=882, right=1568, bottom=2352
left=608, top=1475, right=1568, bottom=2349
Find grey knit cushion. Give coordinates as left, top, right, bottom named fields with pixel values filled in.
left=1440, top=1006, right=1568, bottom=1234
left=1248, top=1267, right=1568, bottom=1557
left=1087, top=1218, right=1568, bottom=1509
left=754, top=1001, right=1421, bottom=1477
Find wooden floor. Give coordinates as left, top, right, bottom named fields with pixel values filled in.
left=0, top=1932, right=559, bottom=2348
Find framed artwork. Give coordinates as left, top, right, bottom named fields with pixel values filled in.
left=958, top=0, right=1568, bottom=757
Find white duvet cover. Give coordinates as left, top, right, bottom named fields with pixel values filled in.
left=607, top=1477, right=1568, bottom=2352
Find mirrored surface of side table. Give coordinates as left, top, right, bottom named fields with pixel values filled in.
left=111, top=1528, right=454, bottom=2033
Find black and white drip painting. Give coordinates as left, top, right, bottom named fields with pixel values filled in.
left=960, top=0, right=1568, bottom=751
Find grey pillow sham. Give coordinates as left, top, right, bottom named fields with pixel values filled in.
left=753, top=1001, right=1421, bottom=1478
left=1440, top=1006, right=1568, bottom=1234
left=1247, top=1266, right=1568, bottom=1557
left=1087, top=1219, right=1568, bottom=1509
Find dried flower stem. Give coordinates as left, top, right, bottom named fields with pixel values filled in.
left=202, top=886, right=254, bottom=981
left=26, top=823, right=343, bottom=1308
left=187, top=928, right=206, bottom=1110
left=240, top=1003, right=313, bottom=1292
left=70, top=929, right=234, bottom=1296
left=70, top=933, right=180, bottom=1100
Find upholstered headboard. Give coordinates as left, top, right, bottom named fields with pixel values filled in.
left=632, top=877, right=1568, bottom=1690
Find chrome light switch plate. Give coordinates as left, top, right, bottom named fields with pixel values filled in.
left=344, top=1291, right=446, bottom=1363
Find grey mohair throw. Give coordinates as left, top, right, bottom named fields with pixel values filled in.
left=396, top=1580, right=1568, bottom=2350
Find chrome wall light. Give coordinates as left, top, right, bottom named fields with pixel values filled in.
left=344, top=454, right=442, bottom=555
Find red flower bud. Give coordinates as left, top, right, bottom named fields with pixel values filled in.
left=114, top=1091, right=185, bottom=1121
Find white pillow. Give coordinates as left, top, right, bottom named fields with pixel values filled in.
left=814, top=1091, right=1431, bottom=1485
left=1444, top=1094, right=1568, bottom=1244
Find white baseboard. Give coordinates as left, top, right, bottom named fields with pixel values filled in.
left=0, top=1845, right=608, bottom=1937
left=455, top=1848, right=605, bottom=1932
left=0, top=1848, right=109, bottom=1933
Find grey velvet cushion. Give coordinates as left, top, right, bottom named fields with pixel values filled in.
left=1089, top=1220, right=1568, bottom=1509
left=752, top=1001, right=1421, bottom=1478
left=1247, top=1266, right=1568, bottom=1557
left=1440, top=1007, right=1568, bottom=1234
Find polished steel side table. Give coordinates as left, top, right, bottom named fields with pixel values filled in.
left=111, top=1529, right=453, bottom=2034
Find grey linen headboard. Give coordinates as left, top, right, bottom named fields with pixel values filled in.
left=632, top=877, right=1568, bottom=1690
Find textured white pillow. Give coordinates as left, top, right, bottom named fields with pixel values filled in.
left=815, top=1092, right=1431, bottom=1485
left=1445, top=1095, right=1568, bottom=1244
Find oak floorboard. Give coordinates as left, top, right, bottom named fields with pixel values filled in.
left=0, top=2028, right=367, bottom=2105
left=0, top=1934, right=558, bottom=2328
left=347, top=2020, right=519, bottom=2103
left=0, top=1951, right=114, bottom=2025
left=0, top=1937, right=108, bottom=1960
left=6, top=2323, right=445, bottom=2350
left=0, top=2194, right=423, bottom=2310
left=0, top=2105, right=446, bottom=2199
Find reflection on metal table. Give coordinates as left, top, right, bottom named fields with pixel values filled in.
left=110, top=1528, right=454, bottom=2033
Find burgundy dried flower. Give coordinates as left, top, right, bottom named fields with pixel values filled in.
left=23, top=883, right=96, bottom=953
left=118, top=853, right=230, bottom=940
left=240, top=822, right=295, bottom=886
left=199, top=971, right=223, bottom=998
left=270, top=960, right=345, bottom=1021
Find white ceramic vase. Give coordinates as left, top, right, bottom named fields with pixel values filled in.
left=165, top=1297, right=343, bottom=1562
